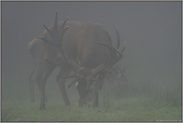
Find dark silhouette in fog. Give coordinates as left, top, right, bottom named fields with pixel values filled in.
left=28, top=12, right=125, bottom=110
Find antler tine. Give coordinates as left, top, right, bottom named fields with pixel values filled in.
left=41, top=12, right=69, bottom=46
left=60, top=17, right=69, bottom=32
left=57, top=17, right=69, bottom=45
left=68, top=58, right=80, bottom=73
left=97, top=42, right=122, bottom=57
left=113, top=24, right=120, bottom=50
left=53, top=12, right=58, bottom=39
left=59, top=26, right=69, bottom=45
left=43, top=12, right=58, bottom=39
left=43, top=25, right=54, bottom=38
left=113, top=24, right=126, bottom=52
left=110, top=47, right=125, bottom=67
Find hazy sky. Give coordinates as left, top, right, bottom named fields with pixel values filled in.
left=1, top=1, right=181, bottom=101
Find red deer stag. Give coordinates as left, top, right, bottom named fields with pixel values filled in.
left=37, top=12, right=125, bottom=109
left=28, top=12, right=125, bottom=109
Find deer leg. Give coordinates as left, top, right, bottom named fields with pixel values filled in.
left=36, top=71, right=48, bottom=102
left=35, top=63, right=49, bottom=102
left=29, top=69, right=35, bottom=103
left=98, top=72, right=106, bottom=91
left=56, top=63, right=72, bottom=106
left=29, top=61, right=44, bottom=103
left=92, top=72, right=106, bottom=107
left=40, top=64, right=55, bottom=110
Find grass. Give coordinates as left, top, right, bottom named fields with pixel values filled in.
left=1, top=77, right=182, bottom=122
left=1, top=95, right=182, bottom=122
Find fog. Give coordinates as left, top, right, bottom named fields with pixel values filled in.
left=1, top=1, right=181, bottom=108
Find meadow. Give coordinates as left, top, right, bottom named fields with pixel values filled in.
left=1, top=80, right=182, bottom=122
left=2, top=1, right=182, bottom=122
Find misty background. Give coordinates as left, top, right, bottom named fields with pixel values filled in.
left=1, top=2, right=181, bottom=106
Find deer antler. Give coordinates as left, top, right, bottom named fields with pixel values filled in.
left=97, top=24, right=125, bottom=67
left=62, top=25, right=125, bottom=89
left=38, top=12, right=69, bottom=63
left=113, top=24, right=120, bottom=50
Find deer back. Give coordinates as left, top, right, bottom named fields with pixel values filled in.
left=63, top=22, right=112, bottom=69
